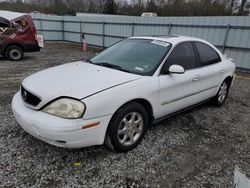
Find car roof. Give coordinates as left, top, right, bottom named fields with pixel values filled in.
left=0, top=11, right=26, bottom=21
left=130, top=35, right=208, bottom=45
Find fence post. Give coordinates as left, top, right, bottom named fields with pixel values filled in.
left=168, top=23, right=172, bottom=35
left=222, top=24, right=230, bottom=53
left=131, top=22, right=135, bottom=37
left=39, top=18, right=43, bottom=35
left=80, top=21, right=83, bottom=44
left=62, top=18, right=65, bottom=41
left=102, top=21, right=105, bottom=48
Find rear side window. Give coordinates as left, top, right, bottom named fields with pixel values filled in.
left=195, top=42, right=221, bottom=66
left=164, top=42, right=197, bottom=70
left=14, top=18, right=28, bottom=31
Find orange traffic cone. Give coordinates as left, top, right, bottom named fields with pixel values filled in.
left=82, top=39, right=87, bottom=52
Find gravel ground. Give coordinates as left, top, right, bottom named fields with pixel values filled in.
left=0, top=42, right=249, bottom=187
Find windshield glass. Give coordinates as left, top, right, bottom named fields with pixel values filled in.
left=91, top=39, right=172, bottom=75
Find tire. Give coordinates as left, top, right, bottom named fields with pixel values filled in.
left=212, top=81, right=229, bottom=106
left=105, top=102, right=148, bottom=152
left=1, top=53, right=7, bottom=59
left=5, top=45, right=24, bottom=61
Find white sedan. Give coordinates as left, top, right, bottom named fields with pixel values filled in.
left=12, top=36, right=236, bottom=152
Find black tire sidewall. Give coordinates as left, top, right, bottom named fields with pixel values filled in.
left=5, top=45, right=23, bottom=61
left=108, top=102, right=148, bottom=152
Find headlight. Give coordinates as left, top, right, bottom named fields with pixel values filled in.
left=42, top=98, right=85, bottom=119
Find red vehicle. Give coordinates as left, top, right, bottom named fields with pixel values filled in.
left=0, top=11, right=41, bottom=60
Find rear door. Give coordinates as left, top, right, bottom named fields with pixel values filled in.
left=193, top=41, right=224, bottom=99
left=158, top=42, right=203, bottom=117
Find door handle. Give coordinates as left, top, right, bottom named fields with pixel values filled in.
left=192, top=75, right=200, bottom=82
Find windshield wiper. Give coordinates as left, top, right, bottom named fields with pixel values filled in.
left=85, top=59, right=94, bottom=64
left=94, top=62, right=133, bottom=73
left=86, top=61, right=133, bottom=73
left=95, top=62, right=121, bottom=69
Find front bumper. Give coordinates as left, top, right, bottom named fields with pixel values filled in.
left=12, top=92, right=112, bottom=148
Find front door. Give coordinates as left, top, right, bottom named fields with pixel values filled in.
left=158, top=42, right=202, bottom=117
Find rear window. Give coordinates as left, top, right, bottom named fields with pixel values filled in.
left=0, top=22, right=9, bottom=28
left=0, top=17, right=10, bottom=28
left=195, top=42, right=221, bottom=66
left=14, top=18, right=28, bottom=30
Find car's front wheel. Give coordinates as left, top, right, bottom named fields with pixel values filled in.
left=213, top=81, right=229, bottom=106
left=5, top=45, right=24, bottom=61
left=105, top=102, right=148, bottom=152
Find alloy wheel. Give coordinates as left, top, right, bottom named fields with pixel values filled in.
left=218, top=82, right=228, bottom=103
left=117, top=112, right=144, bottom=146
left=9, top=49, right=22, bottom=60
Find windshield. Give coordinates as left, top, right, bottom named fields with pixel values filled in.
left=90, top=39, right=172, bottom=75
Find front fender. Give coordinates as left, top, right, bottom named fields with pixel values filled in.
left=82, top=77, right=159, bottom=120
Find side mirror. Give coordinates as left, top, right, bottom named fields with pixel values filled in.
left=168, top=64, right=185, bottom=74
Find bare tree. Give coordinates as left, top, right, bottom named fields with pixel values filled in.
left=145, top=0, right=158, bottom=12
left=238, top=0, right=248, bottom=15
left=0, top=0, right=246, bottom=16
left=103, top=0, right=116, bottom=14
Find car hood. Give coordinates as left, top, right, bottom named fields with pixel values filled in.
left=22, top=61, right=142, bottom=109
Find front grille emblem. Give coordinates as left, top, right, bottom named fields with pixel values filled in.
left=21, top=85, right=41, bottom=106
left=22, top=90, right=27, bottom=101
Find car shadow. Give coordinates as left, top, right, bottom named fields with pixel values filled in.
left=151, top=102, right=212, bottom=129
left=0, top=55, right=36, bottom=62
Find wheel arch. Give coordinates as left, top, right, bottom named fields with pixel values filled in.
left=105, top=98, right=154, bottom=133
left=223, top=76, right=233, bottom=87
left=4, top=43, right=25, bottom=53
left=129, top=98, right=154, bottom=124
left=104, top=98, right=154, bottom=151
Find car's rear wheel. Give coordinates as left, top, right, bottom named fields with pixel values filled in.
left=5, top=45, right=24, bottom=61
left=213, top=81, right=229, bottom=106
left=105, top=102, right=148, bottom=152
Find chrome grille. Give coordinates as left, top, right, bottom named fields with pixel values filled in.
left=21, top=86, right=41, bottom=106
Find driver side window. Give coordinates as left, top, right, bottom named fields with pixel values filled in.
left=163, top=42, right=197, bottom=72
